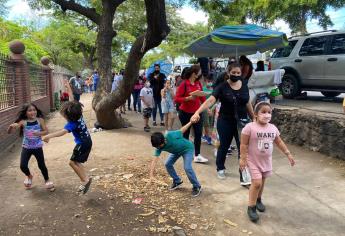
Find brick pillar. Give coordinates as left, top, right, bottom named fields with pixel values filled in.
left=41, top=56, right=54, bottom=111
left=9, top=40, right=30, bottom=105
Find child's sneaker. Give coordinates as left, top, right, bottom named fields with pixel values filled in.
left=206, top=136, right=212, bottom=145
left=217, top=170, right=226, bottom=179
left=144, top=126, right=151, bottom=132
left=153, top=121, right=157, bottom=126
left=247, top=206, right=259, bottom=222
left=78, top=178, right=92, bottom=194
left=169, top=180, right=183, bottom=190
left=201, top=136, right=208, bottom=143
left=256, top=198, right=266, bottom=212
left=45, top=181, right=55, bottom=192
left=194, top=154, right=208, bottom=163
left=24, top=175, right=33, bottom=189
left=191, top=186, right=202, bottom=197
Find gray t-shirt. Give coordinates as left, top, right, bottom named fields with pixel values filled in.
left=140, top=87, right=153, bottom=109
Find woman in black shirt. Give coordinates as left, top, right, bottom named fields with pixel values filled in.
left=191, top=63, right=254, bottom=179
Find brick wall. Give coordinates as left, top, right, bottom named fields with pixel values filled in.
left=0, top=43, right=54, bottom=151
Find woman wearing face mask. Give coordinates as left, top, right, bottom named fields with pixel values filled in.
left=191, top=63, right=254, bottom=179
left=175, top=65, right=209, bottom=163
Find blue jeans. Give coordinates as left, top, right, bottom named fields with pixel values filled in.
left=132, top=90, right=141, bottom=112
left=165, top=150, right=201, bottom=188
left=73, top=93, right=80, bottom=102
left=153, top=98, right=163, bottom=122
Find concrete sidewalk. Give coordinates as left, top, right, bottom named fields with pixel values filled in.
left=0, top=93, right=344, bottom=236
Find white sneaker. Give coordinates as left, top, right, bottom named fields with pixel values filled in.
left=194, top=154, right=208, bottom=163
left=217, top=170, right=226, bottom=179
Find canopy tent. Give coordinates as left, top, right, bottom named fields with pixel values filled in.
left=145, top=60, right=173, bottom=78
left=184, top=24, right=288, bottom=58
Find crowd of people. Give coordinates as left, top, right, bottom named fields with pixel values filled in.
left=7, top=55, right=297, bottom=224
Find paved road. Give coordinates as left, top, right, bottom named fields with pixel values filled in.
left=274, top=92, right=344, bottom=114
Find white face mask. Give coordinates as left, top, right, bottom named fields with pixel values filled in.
left=258, top=113, right=272, bottom=124
left=145, top=82, right=150, bottom=88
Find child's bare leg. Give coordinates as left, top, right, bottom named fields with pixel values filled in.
left=164, top=113, right=169, bottom=130
left=69, top=161, right=88, bottom=183
left=248, top=179, right=262, bottom=206
left=144, top=117, right=149, bottom=127
left=258, top=177, right=266, bottom=199
left=170, top=112, right=175, bottom=130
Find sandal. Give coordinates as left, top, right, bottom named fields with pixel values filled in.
left=45, top=181, right=55, bottom=192
left=77, top=178, right=92, bottom=194
left=24, top=175, right=33, bottom=189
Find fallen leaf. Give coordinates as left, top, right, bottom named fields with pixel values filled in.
left=189, top=224, right=197, bottom=230
left=123, top=174, right=134, bottom=179
left=138, top=210, right=155, bottom=217
left=224, top=219, right=238, bottom=227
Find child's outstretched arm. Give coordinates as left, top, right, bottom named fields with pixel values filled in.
left=64, top=79, right=74, bottom=101
left=7, top=120, right=24, bottom=134
left=42, top=129, right=68, bottom=143
left=180, top=121, right=192, bottom=134
left=149, top=158, right=159, bottom=179
left=274, top=136, right=295, bottom=166
left=239, top=134, right=250, bottom=170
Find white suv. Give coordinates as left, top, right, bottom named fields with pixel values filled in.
left=270, top=30, right=345, bottom=98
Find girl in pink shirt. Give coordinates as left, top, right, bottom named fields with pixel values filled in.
left=240, top=102, right=295, bottom=222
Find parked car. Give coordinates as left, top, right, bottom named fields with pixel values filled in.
left=270, top=30, right=345, bottom=98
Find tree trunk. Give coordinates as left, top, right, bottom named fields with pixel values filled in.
left=91, top=0, right=170, bottom=129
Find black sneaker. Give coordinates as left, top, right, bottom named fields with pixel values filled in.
left=153, top=122, right=157, bottom=126
left=160, top=122, right=165, bottom=126
left=256, top=198, right=266, bottom=212
left=192, top=186, right=202, bottom=197
left=144, top=126, right=150, bottom=132
left=247, top=206, right=259, bottom=222
left=169, top=181, right=183, bottom=190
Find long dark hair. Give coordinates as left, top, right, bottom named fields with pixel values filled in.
left=224, top=62, right=242, bottom=81
left=181, top=67, right=190, bottom=80
left=184, top=64, right=201, bottom=80
left=15, top=103, right=44, bottom=136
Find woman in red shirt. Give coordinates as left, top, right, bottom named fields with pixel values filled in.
left=175, top=65, right=208, bottom=163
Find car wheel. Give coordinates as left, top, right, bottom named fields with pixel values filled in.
left=281, top=73, right=301, bottom=99
left=321, top=92, right=341, bottom=98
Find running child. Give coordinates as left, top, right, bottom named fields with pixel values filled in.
left=7, top=103, right=54, bottom=191
left=150, top=122, right=202, bottom=197
left=42, top=81, right=92, bottom=194
left=140, top=80, right=154, bottom=132
left=240, top=102, right=295, bottom=222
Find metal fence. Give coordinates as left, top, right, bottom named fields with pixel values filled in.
left=29, top=63, right=47, bottom=101
left=0, top=53, right=16, bottom=111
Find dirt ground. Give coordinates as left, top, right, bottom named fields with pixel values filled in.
left=1, top=94, right=345, bottom=236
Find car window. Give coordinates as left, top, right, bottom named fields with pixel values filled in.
left=299, top=36, right=328, bottom=56
left=271, top=40, right=298, bottom=58
left=330, top=34, right=345, bottom=55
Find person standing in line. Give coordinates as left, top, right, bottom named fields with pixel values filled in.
left=69, top=72, right=84, bottom=102
left=240, top=102, right=295, bottom=222
left=92, top=70, right=100, bottom=92
left=161, top=79, right=175, bottom=131
left=132, top=76, right=144, bottom=113
left=239, top=55, right=254, bottom=86
left=197, top=57, right=210, bottom=81
left=191, top=63, right=254, bottom=179
left=140, top=80, right=154, bottom=132
left=148, top=64, right=166, bottom=126
left=175, top=65, right=209, bottom=163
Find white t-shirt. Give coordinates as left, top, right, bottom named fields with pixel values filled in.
left=111, top=75, right=123, bottom=92
left=140, top=87, right=153, bottom=109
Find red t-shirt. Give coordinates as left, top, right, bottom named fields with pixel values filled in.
left=174, top=79, right=206, bottom=113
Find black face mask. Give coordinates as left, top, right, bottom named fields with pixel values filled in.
left=229, top=75, right=241, bottom=82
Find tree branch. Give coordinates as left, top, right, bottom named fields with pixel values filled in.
left=52, top=0, right=101, bottom=24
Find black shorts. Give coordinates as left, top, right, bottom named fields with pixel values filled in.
left=70, top=140, right=92, bottom=163
left=143, top=108, right=152, bottom=119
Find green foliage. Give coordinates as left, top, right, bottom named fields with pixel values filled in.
left=191, top=0, right=345, bottom=34
left=0, top=0, right=8, bottom=17
left=0, top=18, right=48, bottom=63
